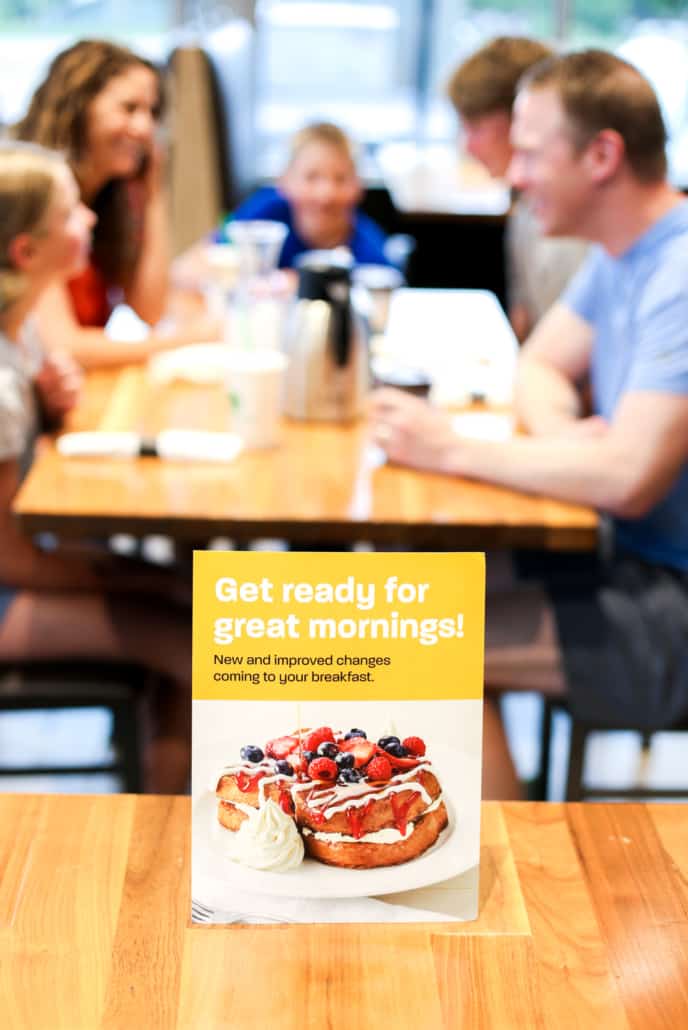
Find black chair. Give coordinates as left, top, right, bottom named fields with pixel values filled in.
left=0, top=660, right=153, bottom=792
left=536, top=697, right=688, bottom=801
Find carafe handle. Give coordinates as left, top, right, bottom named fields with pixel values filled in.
left=327, top=281, right=351, bottom=367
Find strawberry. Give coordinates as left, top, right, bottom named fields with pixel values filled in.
left=265, top=735, right=299, bottom=760
left=302, top=726, right=335, bottom=753
left=402, top=736, right=426, bottom=757
left=340, top=737, right=376, bottom=768
left=285, top=752, right=307, bottom=774
left=387, top=755, right=421, bottom=771
left=365, top=755, right=392, bottom=781
left=307, top=757, right=338, bottom=782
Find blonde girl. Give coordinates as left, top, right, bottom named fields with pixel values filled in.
left=0, top=143, right=191, bottom=792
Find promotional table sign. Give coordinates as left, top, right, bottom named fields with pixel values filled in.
left=192, top=551, right=484, bottom=924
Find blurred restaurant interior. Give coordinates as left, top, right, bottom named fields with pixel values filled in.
left=1, top=0, right=687, bottom=805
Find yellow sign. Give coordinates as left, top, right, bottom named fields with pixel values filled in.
left=193, top=551, right=484, bottom=702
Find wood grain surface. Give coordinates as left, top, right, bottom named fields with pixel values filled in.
left=13, top=366, right=598, bottom=549
left=0, top=797, right=686, bottom=1029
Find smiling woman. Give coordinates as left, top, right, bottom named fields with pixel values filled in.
left=13, top=39, right=219, bottom=368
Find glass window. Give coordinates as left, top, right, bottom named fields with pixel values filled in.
left=570, top=1, right=688, bottom=181
left=424, top=0, right=556, bottom=141
left=0, top=1, right=171, bottom=128
left=2, top=0, right=688, bottom=183
left=254, top=0, right=421, bottom=174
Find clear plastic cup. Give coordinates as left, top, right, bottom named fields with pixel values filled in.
left=227, top=220, right=288, bottom=280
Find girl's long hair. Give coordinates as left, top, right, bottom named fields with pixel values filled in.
left=0, top=142, right=64, bottom=313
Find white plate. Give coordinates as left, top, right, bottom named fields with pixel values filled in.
left=192, top=749, right=479, bottom=901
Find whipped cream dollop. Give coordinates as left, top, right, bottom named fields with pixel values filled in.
left=227, top=799, right=304, bottom=872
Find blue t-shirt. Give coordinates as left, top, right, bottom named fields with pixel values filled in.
left=231, top=186, right=392, bottom=269
left=562, top=200, right=688, bottom=571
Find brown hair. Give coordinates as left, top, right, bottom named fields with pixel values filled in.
left=287, top=121, right=358, bottom=169
left=520, top=49, right=667, bottom=183
left=0, top=143, right=65, bottom=313
left=15, top=39, right=164, bottom=287
left=446, top=36, right=553, bottom=119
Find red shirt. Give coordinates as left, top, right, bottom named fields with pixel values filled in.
left=66, top=180, right=145, bottom=327
left=66, top=262, right=114, bottom=328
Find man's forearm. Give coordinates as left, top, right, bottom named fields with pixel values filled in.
left=443, top=432, right=637, bottom=516
left=514, top=356, right=582, bottom=435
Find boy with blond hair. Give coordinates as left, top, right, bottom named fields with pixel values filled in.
left=233, top=121, right=391, bottom=267
left=447, top=37, right=587, bottom=340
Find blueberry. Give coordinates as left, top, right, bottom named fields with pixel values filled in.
left=240, top=745, right=264, bottom=763
left=339, top=768, right=362, bottom=784
left=317, top=741, right=339, bottom=758
left=345, top=728, right=367, bottom=739
left=303, top=750, right=317, bottom=763
left=274, top=760, right=294, bottom=776
left=335, top=752, right=355, bottom=770
left=378, top=735, right=400, bottom=749
left=384, top=742, right=408, bottom=758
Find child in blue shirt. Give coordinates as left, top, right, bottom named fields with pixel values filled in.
left=233, top=122, right=391, bottom=269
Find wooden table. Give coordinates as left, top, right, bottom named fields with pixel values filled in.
left=13, top=366, right=597, bottom=549
left=1, top=795, right=686, bottom=1027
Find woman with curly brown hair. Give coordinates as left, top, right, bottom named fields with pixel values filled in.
left=16, top=39, right=217, bottom=368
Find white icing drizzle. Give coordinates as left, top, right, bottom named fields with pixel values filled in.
left=257, top=774, right=293, bottom=803
left=303, top=794, right=444, bottom=844
left=211, top=760, right=272, bottom=792
left=303, top=826, right=410, bottom=845
left=213, top=761, right=293, bottom=799
left=213, top=743, right=440, bottom=844
left=222, top=799, right=256, bottom=816
left=291, top=761, right=433, bottom=819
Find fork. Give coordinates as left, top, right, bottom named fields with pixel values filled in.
left=191, top=898, right=293, bottom=924
left=191, top=899, right=218, bottom=923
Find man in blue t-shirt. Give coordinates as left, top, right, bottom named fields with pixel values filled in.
left=369, top=50, right=688, bottom=798
left=233, top=122, right=392, bottom=269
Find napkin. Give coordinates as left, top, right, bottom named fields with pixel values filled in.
left=191, top=885, right=461, bottom=924
left=57, top=429, right=243, bottom=463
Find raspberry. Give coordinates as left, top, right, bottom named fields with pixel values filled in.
left=365, top=755, right=392, bottom=781
left=302, top=726, right=335, bottom=753
left=307, top=757, right=338, bottom=782
left=402, top=736, right=426, bottom=757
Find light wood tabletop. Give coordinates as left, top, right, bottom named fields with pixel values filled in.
left=1, top=795, right=686, bottom=1028
left=13, top=365, right=597, bottom=549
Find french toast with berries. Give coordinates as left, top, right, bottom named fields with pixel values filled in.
left=213, top=726, right=449, bottom=869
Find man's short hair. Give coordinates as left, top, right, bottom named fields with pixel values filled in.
left=287, top=122, right=358, bottom=169
left=520, top=49, right=668, bottom=183
left=446, top=36, right=553, bottom=119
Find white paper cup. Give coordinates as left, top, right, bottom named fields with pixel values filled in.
left=225, top=349, right=287, bottom=448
